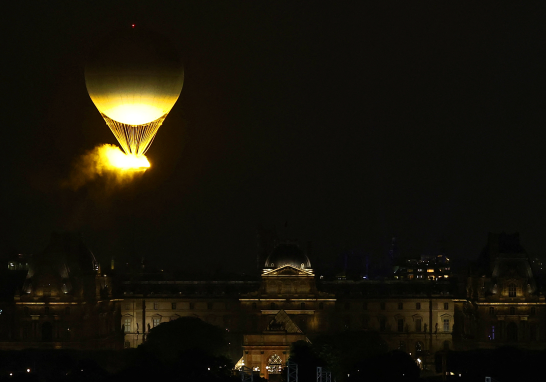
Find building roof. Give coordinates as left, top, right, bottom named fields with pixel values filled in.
left=264, top=243, right=311, bottom=270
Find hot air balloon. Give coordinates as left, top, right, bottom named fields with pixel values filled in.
left=85, top=27, right=184, bottom=157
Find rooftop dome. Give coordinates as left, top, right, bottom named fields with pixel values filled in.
left=23, top=232, right=99, bottom=296
left=264, top=243, right=311, bottom=270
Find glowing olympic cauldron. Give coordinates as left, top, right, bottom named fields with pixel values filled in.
left=85, top=26, right=184, bottom=168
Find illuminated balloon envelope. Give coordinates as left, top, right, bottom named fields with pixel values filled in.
left=85, top=27, right=184, bottom=156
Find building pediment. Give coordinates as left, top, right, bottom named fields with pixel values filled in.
left=262, top=265, right=314, bottom=277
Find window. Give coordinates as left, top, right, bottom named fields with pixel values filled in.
left=153, top=317, right=161, bottom=327
left=124, top=341, right=131, bottom=349
left=189, top=303, right=194, bottom=310
left=379, top=318, right=386, bottom=332
left=397, top=318, right=404, bottom=332
left=427, top=269, right=434, bottom=273
left=319, top=302, right=324, bottom=310
left=65, top=307, right=70, bottom=315
left=362, top=302, right=368, bottom=310
left=345, top=302, right=351, bottom=310
left=416, top=302, right=421, bottom=310
left=44, top=307, right=49, bottom=315
left=509, top=284, right=516, bottom=297
left=510, top=307, right=516, bottom=315
left=398, top=302, right=403, bottom=310
left=153, top=302, right=159, bottom=310
left=300, top=303, right=306, bottom=309
left=271, top=302, right=276, bottom=310
left=408, top=274, right=414, bottom=280
left=443, top=319, right=450, bottom=332
left=489, top=307, right=495, bottom=315
left=444, top=303, right=449, bottom=310
left=252, top=302, right=257, bottom=310
left=207, top=302, right=213, bottom=310
left=490, top=325, right=495, bottom=340
left=124, top=318, right=131, bottom=333
left=171, top=302, right=176, bottom=310
left=125, top=303, right=131, bottom=310
left=416, top=318, right=422, bottom=332
left=531, top=307, right=536, bottom=315
left=380, top=302, right=385, bottom=310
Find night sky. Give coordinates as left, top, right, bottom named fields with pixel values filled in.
left=3, top=2, right=546, bottom=274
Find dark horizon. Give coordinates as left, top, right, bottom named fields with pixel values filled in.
left=3, top=3, right=546, bottom=274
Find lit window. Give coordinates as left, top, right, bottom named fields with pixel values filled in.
left=418, top=269, right=423, bottom=272
left=153, top=317, right=161, bottom=327
left=443, top=319, right=450, bottom=332
left=408, top=274, right=414, bottom=280
left=408, top=269, right=413, bottom=273
left=427, top=269, right=434, bottom=273
left=124, top=318, right=131, bottom=332
left=509, top=284, right=516, bottom=297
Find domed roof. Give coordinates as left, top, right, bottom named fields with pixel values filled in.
left=264, top=243, right=311, bottom=270
left=85, top=27, right=184, bottom=125
left=23, top=232, right=99, bottom=296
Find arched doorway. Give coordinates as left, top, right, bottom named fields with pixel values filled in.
left=42, top=322, right=52, bottom=341
left=507, top=322, right=518, bottom=342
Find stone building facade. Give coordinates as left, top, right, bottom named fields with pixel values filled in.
left=1, top=232, right=543, bottom=380
left=120, top=242, right=455, bottom=378
left=0, top=233, right=122, bottom=350
left=453, top=233, right=546, bottom=350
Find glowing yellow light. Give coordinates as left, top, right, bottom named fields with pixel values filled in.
left=97, top=144, right=150, bottom=171
left=102, top=104, right=166, bottom=126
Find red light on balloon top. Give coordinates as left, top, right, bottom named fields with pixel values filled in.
left=131, top=24, right=135, bottom=28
